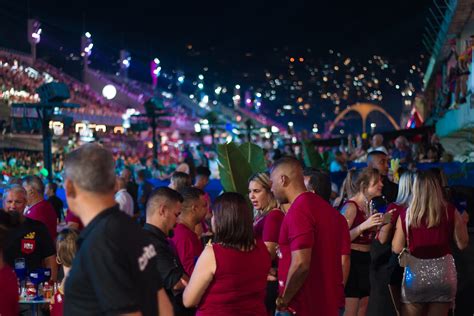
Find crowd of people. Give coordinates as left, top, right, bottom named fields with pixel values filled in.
left=0, top=141, right=470, bottom=316
left=0, top=53, right=125, bottom=120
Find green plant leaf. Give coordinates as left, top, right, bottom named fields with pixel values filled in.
left=217, top=142, right=254, bottom=197
left=238, top=142, right=267, bottom=174
left=302, top=140, right=323, bottom=169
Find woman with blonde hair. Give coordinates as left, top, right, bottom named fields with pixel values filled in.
left=248, top=172, right=285, bottom=315
left=392, top=170, right=469, bottom=316
left=341, top=167, right=385, bottom=316
left=50, top=228, right=79, bottom=316
left=333, top=168, right=358, bottom=209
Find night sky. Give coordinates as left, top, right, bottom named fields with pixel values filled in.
left=0, top=0, right=434, bottom=133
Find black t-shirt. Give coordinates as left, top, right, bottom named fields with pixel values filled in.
left=47, top=196, right=64, bottom=222
left=382, top=176, right=398, bottom=204
left=64, top=206, right=163, bottom=316
left=143, top=223, right=193, bottom=315
left=4, top=217, right=56, bottom=273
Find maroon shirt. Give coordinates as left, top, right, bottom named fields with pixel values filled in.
left=65, top=209, right=84, bottom=231
left=170, top=223, right=203, bottom=276
left=400, top=204, right=455, bottom=259
left=387, top=202, right=406, bottom=226
left=278, top=192, right=341, bottom=316
left=25, top=200, right=57, bottom=241
left=197, top=240, right=270, bottom=316
left=0, top=264, right=19, bottom=316
left=253, top=208, right=285, bottom=242
left=342, top=200, right=374, bottom=245
left=338, top=213, right=351, bottom=308
left=50, top=289, right=64, bottom=316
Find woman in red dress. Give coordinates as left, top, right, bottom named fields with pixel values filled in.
left=183, top=192, right=271, bottom=316
left=392, top=170, right=469, bottom=316
left=248, top=172, right=285, bottom=315
left=341, top=167, right=385, bottom=316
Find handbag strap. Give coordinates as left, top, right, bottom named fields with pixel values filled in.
left=404, top=208, right=410, bottom=250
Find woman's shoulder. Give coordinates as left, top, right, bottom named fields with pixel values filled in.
left=341, top=200, right=359, bottom=214
left=267, top=208, right=285, bottom=219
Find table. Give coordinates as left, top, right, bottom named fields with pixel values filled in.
left=19, top=298, right=50, bottom=316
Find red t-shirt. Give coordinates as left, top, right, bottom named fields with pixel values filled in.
left=65, top=209, right=84, bottom=231
left=278, top=192, right=341, bottom=316
left=50, top=289, right=64, bottom=316
left=25, top=200, right=57, bottom=241
left=171, top=223, right=204, bottom=276
left=386, top=202, right=405, bottom=225
left=0, top=264, right=19, bottom=316
left=400, top=204, right=455, bottom=259
left=337, top=213, right=351, bottom=308
left=197, top=240, right=271, bottom=316
left=253, top=208, right=285, bottom=242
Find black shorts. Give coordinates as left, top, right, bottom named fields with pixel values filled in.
left=345, top=250, right=371, bottom=298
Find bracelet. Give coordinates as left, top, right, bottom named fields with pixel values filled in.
left=276, top=296, right=287, bottom=308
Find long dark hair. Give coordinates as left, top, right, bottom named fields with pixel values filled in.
left=212, top=192, right=255, bottom=251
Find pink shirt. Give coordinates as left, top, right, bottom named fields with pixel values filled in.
left=278, top=192, right=341, bottom=316
left=197, top=240, right=270, bottom=316
left=253, top=208, right=285, bottom=243
left=171, top=223, right=204, bottom=276
left=25, top=200, right=57, bottom=241
left=0, top=264, right=19, bottom=316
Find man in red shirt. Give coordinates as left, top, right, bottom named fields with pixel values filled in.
left=270, top=157, right=341, bottom=316
left=171, top=187, right=207, bottom=276
left=22, top=176, right=57, bottom=241
left=305, top=169, right=351, bottom=314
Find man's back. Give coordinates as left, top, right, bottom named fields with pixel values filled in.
left=64, top=206, right=161, bottom=315
left=278, top=192, right=341, bottom=316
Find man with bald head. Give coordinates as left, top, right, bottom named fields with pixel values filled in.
left=271, top=157, right=341, bottom=316
left=368, top=134, right=388, bottom=155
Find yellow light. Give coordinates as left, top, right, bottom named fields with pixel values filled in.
left=289, top=57, right=295, bottom=63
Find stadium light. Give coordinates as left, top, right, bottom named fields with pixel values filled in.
left=81, top=32, right=93, bottom=57
left=28, top=19, right=41, bottom=45
left=102, top=84, right=117, bottom=100
left=150, top=58, right=161, bottom=87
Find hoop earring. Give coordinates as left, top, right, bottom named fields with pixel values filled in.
left=56, top=256, right=62, bottom=265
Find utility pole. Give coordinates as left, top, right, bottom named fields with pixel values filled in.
left=12, top=83, right=79, bottom=181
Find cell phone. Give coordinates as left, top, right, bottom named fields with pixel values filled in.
left=383, top=212, right=392, bottom=224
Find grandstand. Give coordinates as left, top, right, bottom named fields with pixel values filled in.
left=421, top=0, right=474, bottom=161
left=0, top=40, right=287, bottom=152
